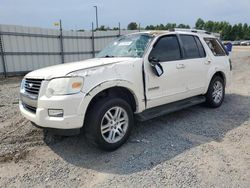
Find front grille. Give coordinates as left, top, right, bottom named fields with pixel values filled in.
left=22, top=103, right=37, bottom=113
left=24, top=78, right=43, bottom=97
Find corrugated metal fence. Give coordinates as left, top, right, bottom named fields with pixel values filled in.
left=0, top=24, right=135, bottom=77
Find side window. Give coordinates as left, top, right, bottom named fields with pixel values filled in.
left=204, top=38, right=226, bottom=56
left=194, top=37, right=206, bottom=57
left=149, top=35, right=181, bottom=62
left=180, top=35, right=200, bottom=59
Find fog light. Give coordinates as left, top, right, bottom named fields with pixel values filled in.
left=48, top=109, right=63, bottom=117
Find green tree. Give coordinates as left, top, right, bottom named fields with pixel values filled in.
left=98, top=25, right=110, bottom=31
left=238, top=23, right=244, bottom=39
left=195, top=18, right=205, bottom=30
left=244, top=25, right=250, bottom=40
left=204, top=21, right=215, bottom=32
left=127, top=22, right=138, bottom=30
left=242, top=23, right=248, bottom=39
left=159, top=24, right=166, bottom=30
left=247, top=26, right=250, bottom=40
left=220, top=23, right=231, bottom=40
left=145, top=25, right=155, bottom=30
left=77, top=29, right=85, bottom=32
left=144, top=19, right=250, bottom=40
left=177, top=24, right=190, bottom=29
left=112, top=27, right=119, bottom=30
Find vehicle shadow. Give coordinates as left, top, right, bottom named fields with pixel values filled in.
left=46, top=93, right=250, bottom=175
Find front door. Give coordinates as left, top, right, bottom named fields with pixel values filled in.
left=144, top=35, right=188, bottom=109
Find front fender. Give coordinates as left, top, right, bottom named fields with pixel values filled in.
left=77, top=80, right=144, bottom=126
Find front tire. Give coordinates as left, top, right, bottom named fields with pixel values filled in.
left=84, top=97, right=134, bottom=151
left=205, top=76, right=225, bottom=108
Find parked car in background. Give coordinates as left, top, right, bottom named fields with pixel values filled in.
left=241, top=41, right=250, bottom=46
left=232, top=41, right=242, bottom=46
left=19, top=29, right=232, bottom=151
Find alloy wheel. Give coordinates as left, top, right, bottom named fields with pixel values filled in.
left=100, top=106, right=129, bottom=144
left=212, top=81, right=223, bottom=104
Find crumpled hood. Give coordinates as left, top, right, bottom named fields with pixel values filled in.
left=25, top=57, right=133, bottom=80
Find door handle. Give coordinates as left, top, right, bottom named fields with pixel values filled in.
left=176, top=64, right=185, bottom=69
left=205, top=60, right=212, bottom=65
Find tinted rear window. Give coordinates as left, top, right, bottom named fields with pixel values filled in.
left=194, top=37, right=206, bottom=57
left=180, top=35, right=200, bottom=59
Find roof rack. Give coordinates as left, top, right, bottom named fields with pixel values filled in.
left=170, top=28, right=212, bottom=35
left=170, top=28, right=221, bottom=38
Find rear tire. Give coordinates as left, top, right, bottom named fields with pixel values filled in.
left=205, top=76, right=225, bottom=108
left=84, top=97, right=134, bottom=151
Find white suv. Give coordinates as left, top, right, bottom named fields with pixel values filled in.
left=20, top=29, right=232, bottom=151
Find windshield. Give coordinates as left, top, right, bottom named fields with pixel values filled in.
left=97, top=34, right=153, bottom=58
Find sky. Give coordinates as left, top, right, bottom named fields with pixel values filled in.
left=1, top=0, right=250, bottom=30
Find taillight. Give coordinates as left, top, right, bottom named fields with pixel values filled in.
left=229, top=59, right=232, bottom=71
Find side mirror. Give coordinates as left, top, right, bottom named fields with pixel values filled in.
left=149, top=56, right=160, bottom=64
left=149, top=57, right=164, bottom=77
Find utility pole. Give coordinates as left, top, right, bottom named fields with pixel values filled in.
left=91, top=22, right=95, bottom=58
left=93, top=6, right=99, bottom=30
left=0, top=32, right=7, bottom=77
left=118, top=22, right=121, bottom=36
left=59, top=19, right=64, bottom=64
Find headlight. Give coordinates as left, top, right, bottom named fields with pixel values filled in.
left=46, top=77, right=83, bottom=96
left=20, top=79, right=25, bottom=93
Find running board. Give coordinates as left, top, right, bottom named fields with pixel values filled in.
left=136, top=96, right=206, bottom=121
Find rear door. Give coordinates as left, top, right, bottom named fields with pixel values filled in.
left=178, top=34, right=209, bottom=96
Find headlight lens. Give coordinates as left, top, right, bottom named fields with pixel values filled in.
left=46, top=77, right=83, bottom=96
left=20, top=79, right=25, bottom=93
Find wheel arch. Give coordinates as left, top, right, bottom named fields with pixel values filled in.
left=78, top=80, right=143, bottom=127
left=206, top=70, right=226, bottom=93
left=87, top=86, right=138, bottom=112
left=213, top=71, right=226, bottom=85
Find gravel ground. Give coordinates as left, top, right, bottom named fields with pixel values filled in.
left=0, top=46, right=250, bottom=187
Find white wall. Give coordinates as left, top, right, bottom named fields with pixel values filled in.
left=0, top=24, right=136, bottom=76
